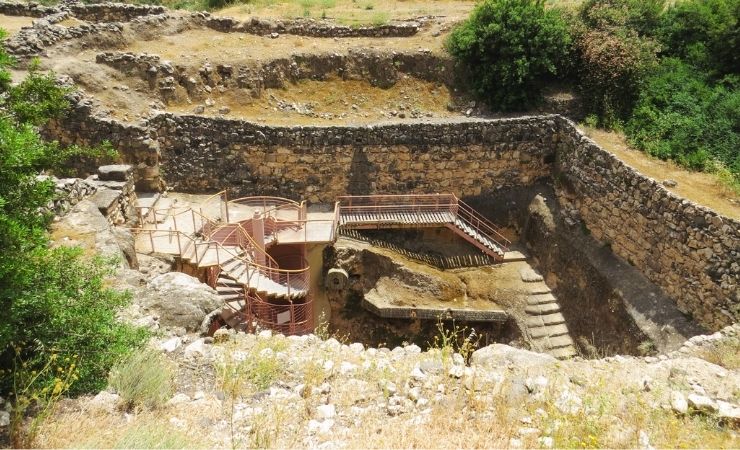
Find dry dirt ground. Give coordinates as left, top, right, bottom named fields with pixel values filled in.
left=582, top=126, right=740, bottom=219
left=0, top=14, right=34, bottom=35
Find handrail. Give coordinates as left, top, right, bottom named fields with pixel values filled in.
left=455, top=199, right=511, bottom=247
left=200, top=190, right=228, bottom=223
left=206, top=222, right=280, bottom=268
left=337, top=193, right=510, bottom=254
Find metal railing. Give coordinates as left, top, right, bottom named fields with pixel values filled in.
left=337, top=193, right=510, bottom=256
left=247, top=293, right=314, bottom=336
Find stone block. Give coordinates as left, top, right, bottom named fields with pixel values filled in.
left=98, top=164, right=133, bottom=182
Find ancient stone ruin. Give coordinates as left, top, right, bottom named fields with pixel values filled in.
left=2, top=1, right=737, bottom=360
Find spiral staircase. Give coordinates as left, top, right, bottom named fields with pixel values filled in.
left=134, top=193, right=339, bottom=335
left=133, top=192, right=511, bottom=336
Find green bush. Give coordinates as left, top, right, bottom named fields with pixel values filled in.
left=573, top=27, right=659, bottom=127
left=579, top=0, right=665, bottom=36
left=109, top=350, right=175, bottom=410
left=657, top=0, right=739, bottom=76
left=0, top=29, right=148, bottom=402
left=626, top=58, right=740, bottom=179
left=446, top=0, right=571, bottom=110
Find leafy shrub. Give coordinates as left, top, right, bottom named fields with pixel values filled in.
left=573, top=26, right=659, bottom=127
left=109, top=350, right=175, bottom=410
left=626, top=58, right=740, bottom=178
left=0, top=29, right=148, bottom=404
left=657, top=0, right=739, bottom=76
left=446, top=0, right=571, bottom=110
left=0, top=247, right=149, bottom=396
left=579, top=0, right=665, bottom=36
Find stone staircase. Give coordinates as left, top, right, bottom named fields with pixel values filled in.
left=520, top=267, right=577, bottom=359
left=452, top=217, right=505, bottom=258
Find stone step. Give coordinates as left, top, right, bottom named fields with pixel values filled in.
left=525, top=302, right=561, bottom=315
left=541, top=312, right=565, bottom=326
left=527, top=293, right=557, bottom=305
left=549, top=346, right=577, bottom=359
left=529, top=322, right=569, bottom=339
left=526, top=284, right=551, bottom=295
left=543, top=334, right=575, bottom=350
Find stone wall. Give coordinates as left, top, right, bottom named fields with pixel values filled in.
left=151, top=114, right=558, bottom=202
left=69, top=3, right=165, bottom=22
left=0, top=1, right=165, bottom=21
left=0, top=1, right=55, bottom=17
left=554, top=116, right=739, bottom=331
left=198, top=14, right=419, bottom=38
left=43, top=92, right=162, bottom=191
left=95, top=50, right=455, bottom=105
left=42, top=164, right=138, bottom=224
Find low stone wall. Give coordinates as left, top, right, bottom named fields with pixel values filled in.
left=199, top=15, right=419, bottom=38
left=95, top=49, right=455, bottom=104
left=151, top=114, right=558, bottom=201
left=42, top=175, right=98, bottom=217
left=43, top=92, right=161, bottom=192
left=554, top=116, right=739, bottom=331
left=69, top=3, right=165, bottom=22
left=0, top=1, right=55, bottom=17
left=4, top=20, right=124, bottom=56
left=0, top=1, right=164, bottom=22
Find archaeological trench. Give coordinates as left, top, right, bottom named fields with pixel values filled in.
left=2, top=1, right=738, bottom=360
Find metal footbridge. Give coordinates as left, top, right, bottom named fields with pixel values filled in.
left=337, top=194, right=511, bottom=260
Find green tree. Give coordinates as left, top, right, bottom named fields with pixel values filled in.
left=446, top=0, right=571, bottom=110
left=579, top=0, right=665, bottom=36
left=626, top=58, right=739, bottom=178
left=0, top=30, right=147, bottom=401
left=657, top=0, right=739, bottom=76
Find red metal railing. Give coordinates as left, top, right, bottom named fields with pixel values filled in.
left=337, top=193, right=511, bottom=255
left=247, top=293, right=314, bottom=336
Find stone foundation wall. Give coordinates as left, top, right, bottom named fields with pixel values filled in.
left=43, top=164, right=138, bottom=225
left=554, top=117, right=739, bottom=330
left=43, top=92, right=161, bottom=192
left=95, top=50, right=455, bottom=105
left=0, top=1, right=164, bottom=21
left=198, top=15, right=419, bottom=38
left=152, top=114, right=558, bottom=201
left=0, top=1, right=55, bottom=17
left=69, top=3, right=165, bottom=22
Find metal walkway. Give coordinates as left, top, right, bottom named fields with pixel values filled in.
left=337, top=194, right=511, bottom=260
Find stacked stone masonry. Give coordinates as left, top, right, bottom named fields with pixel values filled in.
left=3, top=1, right=736, bottom=332
left=42, top=164, right=138, bottom=225
left=40, top=100, right=738, bottom=332
left=554, top=117, right=739, bottom=331
left=94, top=50, right=454, bottom=104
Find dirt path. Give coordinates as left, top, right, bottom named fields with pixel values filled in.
left=581, top=126, right=740, bottom=220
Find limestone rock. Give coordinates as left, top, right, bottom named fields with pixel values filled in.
left=138, top=273, right=222, bottom=331
left=471, top=344, right=556, bottom=369
left=670, top=391, right=688, bottom=414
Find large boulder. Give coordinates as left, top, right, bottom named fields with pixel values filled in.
left=137, top=272, right=222, bottom=331
left=50, top=199, right=135, bottom=268
left=471, top=344, right=556, bottom=369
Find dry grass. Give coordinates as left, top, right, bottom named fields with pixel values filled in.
left=217, top=0, right=475, bottom=25
left=698, top=338, right=740, bottom=370
left=581, top=126, right=740, bottom=220
left=109, top=350, right=175, bottom=411
left=35, top=410, right=208, bottom=448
